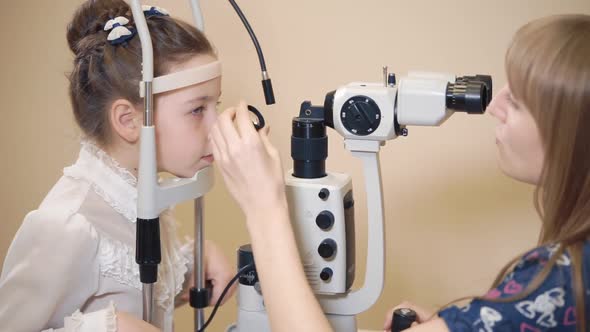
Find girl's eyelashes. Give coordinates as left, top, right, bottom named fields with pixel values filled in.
left=191, top=106, right=205, bottom=116
left=190, top=100, right=221, bottom=116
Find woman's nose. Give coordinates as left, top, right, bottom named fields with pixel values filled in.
left=487, top=87, right=508, bottom=122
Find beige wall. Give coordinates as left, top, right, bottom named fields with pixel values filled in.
left=2, top=1, right=590, bottom=330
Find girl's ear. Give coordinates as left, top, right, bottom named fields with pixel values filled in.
left=109, top=99, right=142, bottom=144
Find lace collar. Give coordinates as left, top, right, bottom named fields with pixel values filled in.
left=63, top=142, right=190, bottom=311
left=63, top=141, right=138, bottom=222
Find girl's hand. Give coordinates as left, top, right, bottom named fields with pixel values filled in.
left=210, top=101, right=287, bottom=223
left=204, top=240, right=235, bottom=305
left=181, top=240, right=236, bottom=306
left=384, top=301, right=435, bottom=331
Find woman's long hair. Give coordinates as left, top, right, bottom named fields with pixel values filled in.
left=442, top=14, right=590, bottom=331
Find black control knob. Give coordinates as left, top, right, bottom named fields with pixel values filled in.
left=318, top=188, right=330, bottom=200
left=320, top=268, right=333, bottom=281
left=318, top=239, right=337, bottom=259
left=238, top=245, right=258, bottom=286
left=316, top=211, right=334, bottom=230
left=340, top=96, right=382, bottom=136
left=392, top=308, right=417, bottom=332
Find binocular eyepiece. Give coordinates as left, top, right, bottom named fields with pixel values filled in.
left=446, top=75, right=493, bottom=114
left=290, top=73, right=493, bottom=174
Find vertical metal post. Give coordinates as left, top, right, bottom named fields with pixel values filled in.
left=142, top=284, right=154, bottom=322
left=194, top=197, right=206, bottom=330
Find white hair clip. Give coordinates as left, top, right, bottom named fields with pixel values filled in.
left=142, top=5, right=170, bottom=17
left=104, top=16, right=136, bottom=45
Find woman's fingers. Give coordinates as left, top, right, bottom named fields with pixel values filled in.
left=383, top=301, right=433, bottom=330
left=259, top=125, right=279, bottom=160
left=210, top=101, right=286, bottom=218
left=210, top=122, right=229, bottom=161
left=216, top=107, right=240, bottom=145
left=235, top=101, right=259, bottom=140
left=259, top=125, right=271, bottom=147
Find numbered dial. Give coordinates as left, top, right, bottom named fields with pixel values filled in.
left=340, top=96, right=382, bottom=136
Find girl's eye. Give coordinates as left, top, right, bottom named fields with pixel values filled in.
left=191, top=106, right=205, bottom=116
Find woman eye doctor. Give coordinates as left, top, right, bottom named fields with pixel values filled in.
left=208, top=13, right=590, bottom=332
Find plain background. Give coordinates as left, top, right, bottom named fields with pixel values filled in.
left=1, top=0, right=590, bottom=330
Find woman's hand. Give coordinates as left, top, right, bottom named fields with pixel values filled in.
left=180, top=240, right=235, bottom=306
left=384, top=301, right=435, bottom=331
left=210, top=102, right=334, bottom=332
left=210, top=101, right=287, bottom=224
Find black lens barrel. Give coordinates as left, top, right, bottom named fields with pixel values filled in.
left=457, top=75, right=493, bottom=105
left=291, top=118, right=328, bottom=179
left=446, top=75, right=492, bottom=114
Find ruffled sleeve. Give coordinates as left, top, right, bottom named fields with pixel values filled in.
left=0, top=209, right=101, bottom=331
left=42, top=302, right=117, bottom=332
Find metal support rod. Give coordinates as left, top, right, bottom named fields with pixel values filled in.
left=144, top=81, right=153, bottom=126
left=194, top=197, right=206, bottom=330
left=189, top=0, right=205, bottom=31
left=142, top=283, right=154, bottom=323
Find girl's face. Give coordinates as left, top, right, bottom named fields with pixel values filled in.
left=488, top=84, right=545, bottom=185
left=154, top=54, right=221, bottom=178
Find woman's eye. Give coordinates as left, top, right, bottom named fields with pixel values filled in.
left=506, top=93, right=519, bottom=109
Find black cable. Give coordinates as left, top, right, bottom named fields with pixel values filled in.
left=228, top=0, right=267, bottom=72
left=197, top=262, right=255, bottom=332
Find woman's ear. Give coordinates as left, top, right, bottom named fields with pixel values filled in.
left=109, top=99, right=142, bottom=144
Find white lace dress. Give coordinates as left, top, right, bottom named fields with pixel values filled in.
left=0, top=142, right=194, bottom=332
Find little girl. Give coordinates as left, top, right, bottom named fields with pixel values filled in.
left=0, top=1, right=234, bottom=331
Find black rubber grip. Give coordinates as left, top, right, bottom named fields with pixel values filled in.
left=136, top=218, right=161, bottom=283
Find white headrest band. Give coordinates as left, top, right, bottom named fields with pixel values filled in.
left=139, top=60, right=222, bottom=97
